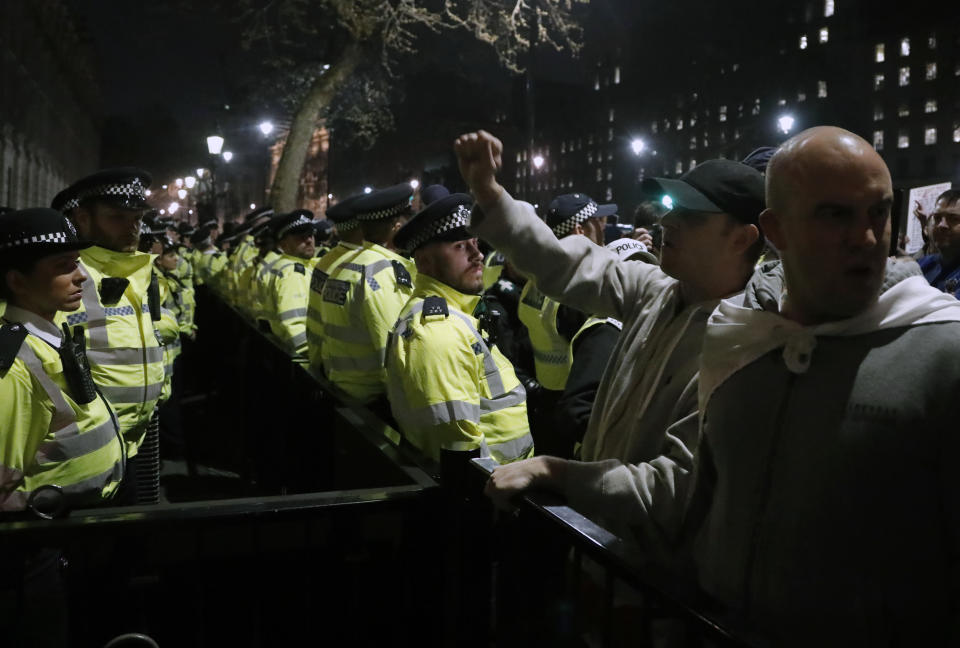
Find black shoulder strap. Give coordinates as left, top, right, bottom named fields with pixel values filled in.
left=422, top=295, right=449, bottom=318
left=0, top=323, right=28, bottom=373
left=148, top=272, right=162, bottom=321
left=392, top=260, right=413, bottom=288
left=294, top=263, right=306, bottom=275
left=99, top=277, right=129, bottom=305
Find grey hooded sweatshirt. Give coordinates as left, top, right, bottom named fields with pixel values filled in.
left=687, top=259, right=960, bottom=646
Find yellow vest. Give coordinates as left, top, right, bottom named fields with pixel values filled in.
left=0, top=326, right=124, bottom=511
left=318, top=241, right=416, bottom=403
left=386, top=274, right=533, bottom=464
left=518, top=282, right=573, bottom=390
left=482, top=250, right=506, bottom=290
left=225, top=236, right=258, bottom=305
left=55, top=246, right=166, bottom=458
left=306, top=241, right=363, bottom=372
left=252, top=250, right=282, bottom=323
left=266, top=254, right=311, bottom=355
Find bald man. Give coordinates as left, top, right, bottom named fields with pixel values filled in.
left=688, top=127, right=960, bottom=644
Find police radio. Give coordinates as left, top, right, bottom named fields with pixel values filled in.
left=59, top=323, right=98, bottom=404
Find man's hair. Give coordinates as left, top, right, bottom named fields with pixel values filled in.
left=360, top=215, right=405, bottom=245
left=936, top=189, right=960, bottom=208
left=0, top=252, right=38, bottom=302
left=633, top=201, right=665, bottom=228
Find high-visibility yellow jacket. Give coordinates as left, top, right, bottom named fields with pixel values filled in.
left=196, top=248, right=227, bottom=289
left=54, top=246, right=166, bottom=458
left=252, top=250, right=282, bottom=323
left=386, top=274, right=534, bottom=464
left=306, top=241, right=363, bottom=372
left=482, top=250, right=506, bottom=290
left=157, top=270, right=195, bottom=400
left=319, top=241, right=416, bottom=403
left=236, top=254, right=262, bottom=317
left=225, top=235, right=258, bottom=305
left=0, top=315, right=124, bottom=511
left=266, top=254, right=311, bottom=355
left=173, top=249, right=194, bottom=290
left=518, top=281, right=574, bottom=390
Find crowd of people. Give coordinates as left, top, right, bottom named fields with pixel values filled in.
left=2, top=124, right=960, bottom=644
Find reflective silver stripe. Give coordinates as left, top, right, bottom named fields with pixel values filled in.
left=479, top=383, right=526, bottom=414
left=324, top=351, right=384, bottom=372
left=441, top=439, right=484, bottom=452
left=337, top=262, right=364, bottom=274
left=533, top=349, right=570, bottom=365
left=87, top=346, right=164, bottom=366
left=79, top=265, right=109, bottom=348
left=403, top=399, right=481, bottom=429
left=365, top=259, right=393, bottom=276
left=16, top=347, right=77, bottom=437
left=290, top=331, right=307, bottom=348
left=99, top=381, right=164, bottom=404
left=324, top=322, right=371, bottom=344
left=59, top=462, right=123, bottom=497
left=160, top=307, right=176, bottom=320
left=36, top=419, right=117, bottom=465
left=278, top=308, right=308, bottom=320
left=447, top=309, right=504, bottom=394
left=489, top=432, right=534, bottom=462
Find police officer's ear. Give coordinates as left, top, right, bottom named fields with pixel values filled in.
left=759, top=208, right=786, bottom=252
left=69, top=207, right=93, bottom=239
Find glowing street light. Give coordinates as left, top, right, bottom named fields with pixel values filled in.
left=327, top=193, right=333, bottom=199
left=168, top=202, right=180, bottom=214
left=175, top=178, right=184, bottom=188
left=184, top=176, right=197, bottom=189
left=323, top=64, right=331, bottom=70
left=777, top=114, right=796, bottom=134
left=630, top=138, right=646, bottom=155
left=363, top=186, right=373, bottom=194
left=250, top=203, right=257, bottom=210
left=222, top=151, right=233, bottom=163
left=188, top=209, right=194, bottom=215
left=196, top=168, right=205, bottom=178
left=145, top=189, right=152, bottom=197
left=532, top=155, right=545, bottom=169
left=177, top=189, right=188, bottom=200
left=162, top=184, right=168, bottom=190
left=410, top=179, right=420, bottom=189
left=159, top=209, right=166, bottom=215
left=259, top=121, right=274, bottom=136
left=207, top=135, right=224, bottom=155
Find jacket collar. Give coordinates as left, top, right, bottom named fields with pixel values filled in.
left=82, top=245, right=155, bottom=276
left=3, top=305, right=62, bottom=348
left=413, top=273, right=480, bottom=315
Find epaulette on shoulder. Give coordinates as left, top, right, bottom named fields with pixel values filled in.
left=392, top=260, right=413, bottom=288
left=293, top=263, right=306, bottom=275
left=422, top=295, right=448, bottom=318
left=0, top=323, right=28, bottom=373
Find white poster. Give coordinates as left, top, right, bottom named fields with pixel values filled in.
left=905, top=182, right=953, bottom=254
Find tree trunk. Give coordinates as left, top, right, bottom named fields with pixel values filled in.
left=269, top=40, right=364, bottom=213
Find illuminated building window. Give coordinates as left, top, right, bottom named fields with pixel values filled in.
left=587, top=152, right=593, bottom=164
left=732, top=63, right=740, bottom=72
left=606, top=151, right=613, bottom=161
left=651, top=122, right=658, bottom=133
left=873, top=130, right=884, bottom=150
left=605, top=187, right=613, bottom=201
left=609, top=108, right=615, bottom=122
left=925, top=99, right=937, bottom=113
left=614, top=66, right=621, bottom=84
left=734, top=128, right=741, bottom=140
left=818, top=81, right=828, bottom=97
left=824, top=0, right=835, bottom=16
left=899, top=67, right=910, bottom=86
left=608, top=128, right=613, bottom=142
left=900, top=38, right=910, bottom=56
left=675, top=161, right=683, bottom=174
left=875, top=43, right=885, bottom=62
left=677, top=118, right=684, bottom=130
left=606, top=171, right=613, bottom=181
left=925, top=62, right=937, bottom=80
left=778, top=98, right=787, bottom=106
left=798, top=91, right=807, bottom=102
left=689, top=158, right=697, bottom=171
left=953, top=123, right=960, bottom=143
left=516, top=152, right=522, bottom=163
left=800, top=35, right=808, bottom=50
left=898, top=130, right=909, bottom=148
left=928, top=35, right=936, bottom=49
left=874, top=74, right=885, bottom=90
left=819, top=27, right=829, bottom=43
left=690, top=135, right=697, bottom=150
left=596, top=168, right=602, bottom=182
left=874, top=105, right=884, bottom=121
left=719, top=105, right=727, bottom=122
left=924, top=127, right=937, bottom=145
left=690, top=115, right=697, bottom=127
left=594, top=74, right=600, bottom=91
left=898, top=104, right=910, bottom=117
left=956, top=63, right=960, bottom=77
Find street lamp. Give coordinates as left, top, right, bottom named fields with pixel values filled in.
left=249, top=203, right=257, bottom=210
left=175, top=178, right=184, bottom=188
left=184, top=176, right=196, bottom=189
left=177, top=189, right=188, bottom=200
left=363, top=186, right=373, bottom=194
left=196, top=168, right=205, bottom=178
left=222, top=151, right=233, bottom=163
left=630, top=138, right=646, bottom=155
left=145, top=189, right=152, bottom=197
left=777, top=114, right=796, bottom=135
left=168, top=202, right=180, bottom=214
left=532, top=155, right=544, bottom=169
left=206, top=135, right=224, bottom=155
left=259, top=121, right=274, bottom=136
left=410, top=179, right=420, bottom=189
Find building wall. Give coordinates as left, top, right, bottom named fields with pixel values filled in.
left=0, top=1, right=101, bottom=209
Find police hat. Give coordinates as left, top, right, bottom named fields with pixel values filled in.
left=741, top=147, right=778, bottom=174
left=605, top=238, right=659, bottom=265
left=244, top=206, right=274, bottom=223
left=0, top=208, right=92, bottom=256
left=353, top=184, right=415, bottom=222
left=395, top=193, right=473, bottom=253
left=595, top=203, right=618, bottom=220
left=419, top=184, right=450, bottom=206
left=271, top=210, right=315, bottom=239
left=641, top=159, right=765, bottom=226
left=326, top=194, right=365, bottom=232
left=189, top=227, right=213, bottom=247
left=52, top=167, right=152, bottom=214
left=314, top=218, right=334, bottom=239
left=546, top=193, right=599, bottom=237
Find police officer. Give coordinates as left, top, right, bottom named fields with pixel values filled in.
left=306, top=194, right=366, bottom=373
left=192, top=226, right=227, bottom=288
left=385, top=192, right=533, bottom=463
left=252, top=215, right=284, bottom=330
left=264, top=210, right=315, bottom=355
left=314, top=218, right=335, bottom=259
left=319, top=184, right=417, bottom=404
left=50, top=168, right=165, bottom=504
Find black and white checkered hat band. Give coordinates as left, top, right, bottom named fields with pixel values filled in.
left=356, top=201, right=410, bottom=221
left=60, top=178, right=147, bottom=213
left=0, top=232, right=69, bottom=249
left=551, top=201, right=598, bottom=237
left=277, top=214, right=313, bottom=238
left=407, top=204, right=472, bottom=250
left=336, top=218, right=361, bottom=232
